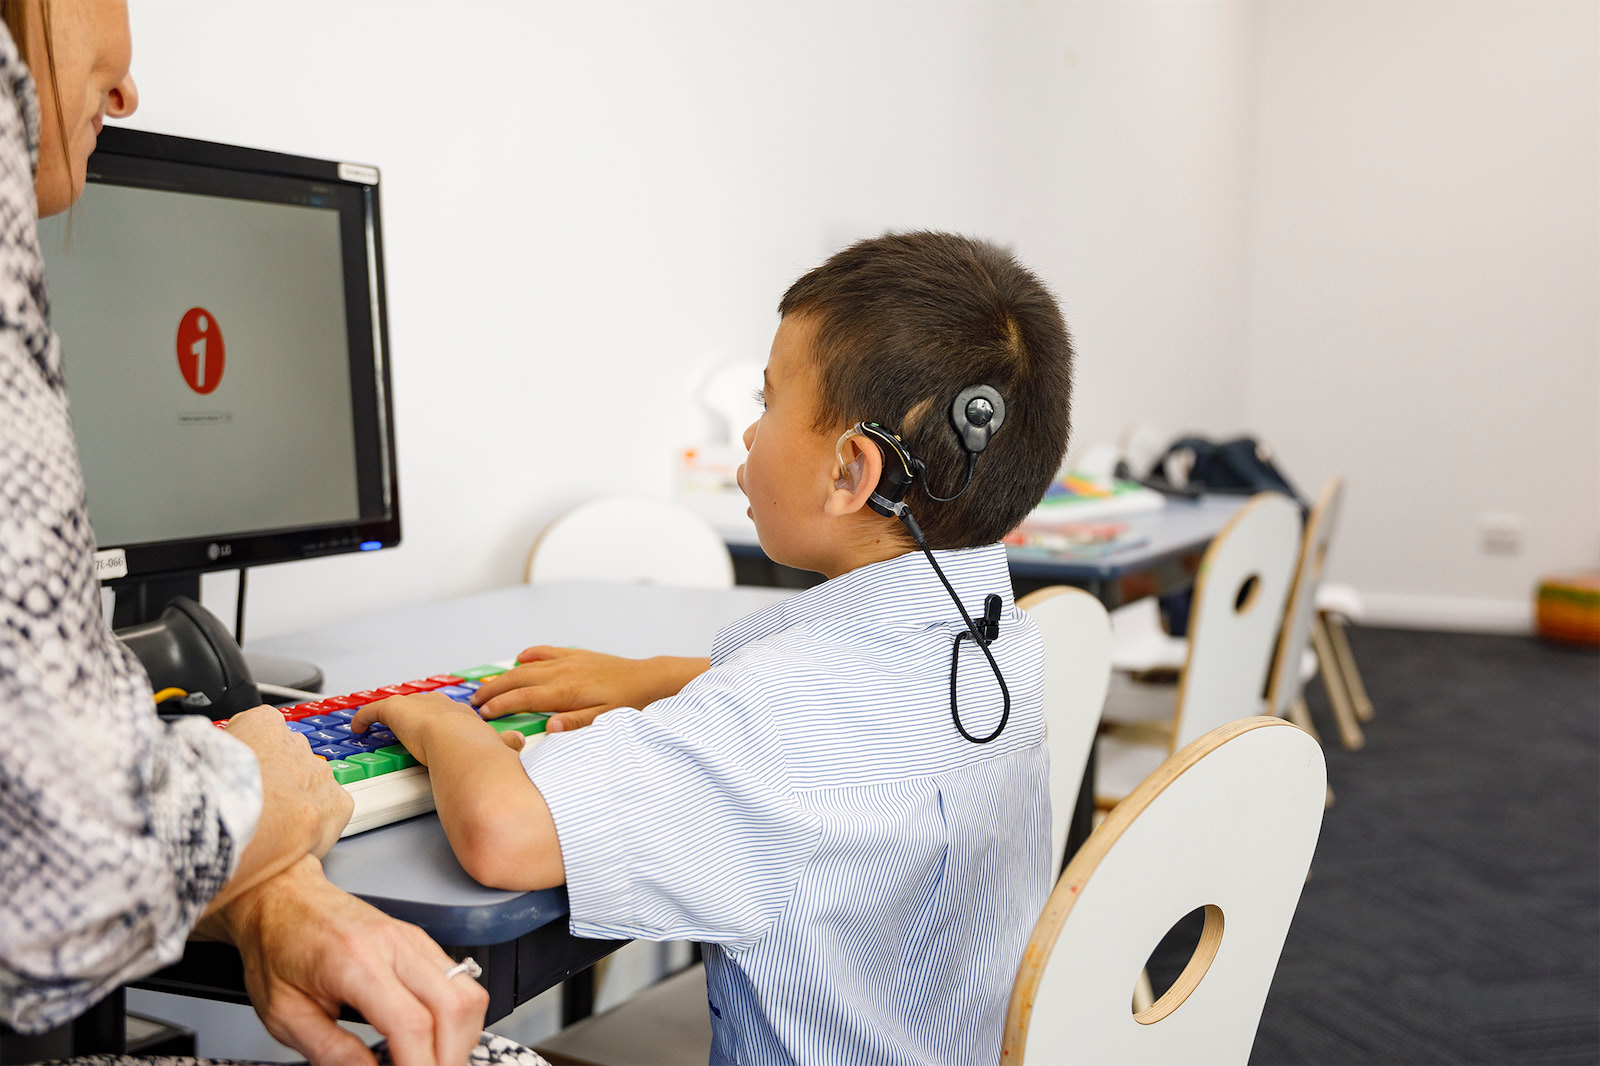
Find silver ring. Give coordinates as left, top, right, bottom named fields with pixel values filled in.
left=443, top=957, right=482, bottom=981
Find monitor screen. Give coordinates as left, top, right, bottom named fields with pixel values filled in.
left=39, top=128, right=399, bottom=623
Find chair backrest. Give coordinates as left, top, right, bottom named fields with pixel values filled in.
left=524, top=497, right=735, bottom=588
left=1265, top=477, right=1344, bottom=718
left=1004, top=716, right=1326, bottom=1065
left=1170, top=494, right=1301, bottom=751
left=1017, top=586, right=1113, bottom=871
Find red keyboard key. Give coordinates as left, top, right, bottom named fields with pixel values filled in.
left=279, top=705, right=316, bottom=721
left=351, top=690, right=387, bottom=702
left=380, top=684, right=423, bottom=696
left=427, top=675, right=465, bottom=686
left=215, top=719, right=230, bottom=729
left=405, top=679, right=445, bottom=691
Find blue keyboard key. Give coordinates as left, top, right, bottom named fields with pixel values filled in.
left=302, top=714, right=342, bottom=729
left=341, top=734, right=387, bottom=751
left=330, top=708, right=358, bottom=722
left=286, top=721, right=317, bottom=735
left=458, top=681, right=482, bottom=692
left=436, top=685, right=473, bottom=699
left=304, top=729, right=344, bottom=746
left=312, top=743, right=360, bottom=760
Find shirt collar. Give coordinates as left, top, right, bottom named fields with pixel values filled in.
left=711, top=542, right=1015, bottom=663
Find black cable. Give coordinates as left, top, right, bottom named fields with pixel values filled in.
left=922, top=452, right=978, bottom=503
left=233, top=569, right=246, bottom=643
left=895, top=506, right=1011, bottom=744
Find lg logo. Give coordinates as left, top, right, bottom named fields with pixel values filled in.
left=176, top=307, right=225, bottom=394
left=207, top=542, right=232, bottom=561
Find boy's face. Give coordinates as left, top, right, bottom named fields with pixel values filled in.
left=738, top=315, right=845, bottom=574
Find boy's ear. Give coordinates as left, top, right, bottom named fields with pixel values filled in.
left=825, top=431, right=882, bottom=518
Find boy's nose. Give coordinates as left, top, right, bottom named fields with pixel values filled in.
left=742, top=420, right=757, bottom=448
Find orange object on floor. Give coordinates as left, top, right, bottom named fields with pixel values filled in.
left=1535, top=572, right=1600, bottom=647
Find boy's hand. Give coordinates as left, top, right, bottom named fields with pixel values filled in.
left=351, top=693, right=519, bottom=765
left=469, top=648, right=710, bottom=733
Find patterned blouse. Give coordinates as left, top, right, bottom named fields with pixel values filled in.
left=0, top=24, right=262, bottom=1033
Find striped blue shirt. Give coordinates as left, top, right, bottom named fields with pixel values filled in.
left=522, top=543, right=1050, bottom=1065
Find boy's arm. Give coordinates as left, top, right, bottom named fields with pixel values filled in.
left=351, top=695, right=565, bottom=891
left=469, top=649, right=709, bottom=733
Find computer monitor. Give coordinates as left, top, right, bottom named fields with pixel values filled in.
left=39, top=127, right=400, bottom=683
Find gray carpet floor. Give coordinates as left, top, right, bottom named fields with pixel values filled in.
left=1148, top=626, right=1599, bottom=1065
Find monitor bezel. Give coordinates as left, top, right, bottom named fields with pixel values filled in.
left=68, top=126, right=402, bottom=590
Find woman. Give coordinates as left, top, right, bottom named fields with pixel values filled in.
left=0, top=3, right=516, bottom=1063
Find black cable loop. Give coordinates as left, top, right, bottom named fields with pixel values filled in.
left=896, top=507, right=1011, bottom=744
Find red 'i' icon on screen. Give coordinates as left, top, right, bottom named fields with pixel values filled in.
left=176, top=307, right=225, bottom=395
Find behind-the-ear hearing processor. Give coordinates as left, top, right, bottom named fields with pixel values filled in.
left=835, top=384, right=1012, bottom=744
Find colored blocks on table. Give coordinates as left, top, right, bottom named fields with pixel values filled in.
left=346, top=751, right=403, bottom=776
left=488, top=713, right=549, bottom=737
left=377, top=744, right=419, bottom=770
left=455, top=665, right=507, bottom=682
left=326, top=760, right=368, bottom=784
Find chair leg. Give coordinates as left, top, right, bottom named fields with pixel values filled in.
left=1312, top=617, right=1365, bottom=751
left=1323, top=612, right=1375, bottom=723
left=1288, top=698, right=1320, bottom=744
left=1132, top=969, right=1155, bottom=1013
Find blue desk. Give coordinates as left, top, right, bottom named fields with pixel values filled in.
left=133, top=581, right=792, bottom=1024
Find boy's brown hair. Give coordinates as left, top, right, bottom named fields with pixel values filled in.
left=779, top=231, right=1074, bottom=550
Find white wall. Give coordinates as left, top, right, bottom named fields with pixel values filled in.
left=1241, top=0, right=1599, bottom=631
left=120, top=0, right=1259, bottom=641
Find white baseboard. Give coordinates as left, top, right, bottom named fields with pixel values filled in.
left=1359, top=592, right=1532, bottom=635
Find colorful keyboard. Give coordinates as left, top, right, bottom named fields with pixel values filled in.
left=218, top=664, right=548, bottom=837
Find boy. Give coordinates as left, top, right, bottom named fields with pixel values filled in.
left=358, top=232, right=1075, bottom=1064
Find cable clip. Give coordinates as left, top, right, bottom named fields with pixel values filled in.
left=977, top=594, right=1002, bottom=645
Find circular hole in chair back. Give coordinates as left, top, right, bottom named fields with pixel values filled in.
left=1234, top=574, right=1261, bottom=613
left=1133, top=904, right=1225, bottom=1024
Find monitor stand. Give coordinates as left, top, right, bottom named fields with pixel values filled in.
left=111, top=574, right=324, bottom=697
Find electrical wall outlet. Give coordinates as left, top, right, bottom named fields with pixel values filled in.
left=1479, top=512, right=1526, bottom=555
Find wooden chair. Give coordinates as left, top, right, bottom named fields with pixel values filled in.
left=1095, top=494, right=1301, bottom=805
left=1017, top=586, right=1113, bottom=871
left=1264, top=477, right=1365, bottom=750
left=1314, top=582, right=1376, bottom=726
left=524, top=496, right=735, bottom=588
left=1003, top=716, right=1326, bottom=1065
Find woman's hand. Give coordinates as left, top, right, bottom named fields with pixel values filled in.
left=202, top=854, right=488, bottom=1066
left=468, top=648, right=709, bottom=733
left=227, top=706, right=353, bottom=858
left=202, top=706, right=355, bottom=919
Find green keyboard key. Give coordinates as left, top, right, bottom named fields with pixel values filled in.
left=377, top=744, right=420, bottom=769
left=488, top=713, right=549, bottom=737
left=348, top=751, right=403, bottom=776
left=456, top=664, right=509, bottom=681
left=326, top=760, right=368, bottom=784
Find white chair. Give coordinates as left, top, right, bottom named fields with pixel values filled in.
left=1017, top=586, right=1113, bottom=872
left=1003, top=716, right=1327, bottom=1064
left=524, top=496, right=735, bottom=588
left=1264, top=477, right=1364, bottom=750
left=1095, top=494, right=1302, bottom=805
